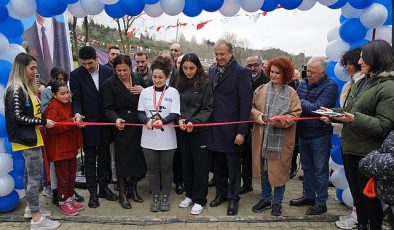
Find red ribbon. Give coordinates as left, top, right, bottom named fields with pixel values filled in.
left=55, top=117, right=321, bottom=127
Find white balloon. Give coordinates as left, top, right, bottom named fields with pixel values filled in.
left=341, top=3, right=363, bottom=18
left=239, top=0, right=264, bottom=12
left=0, top=44, right=26, bottom=63
left=318, top=0, right=337, bottom=6
left=334, top=62, right=351, bottom=82
left=9, top=0, right=36, bottom=19
left=360, top=4, right=388, bottom=29
left=298, top=0, right=317, bottom=11
left=0, top=174, right=15, bottom=197
left=0, top=85, right=4, bottom=116
left=80, top=0, right=104, bottom=15
left=327, top=25, right=340, bottom=42
left=0, top=139, right=5, bottom=153
left=0, top=34, right=9, bottom=53
left=331, top=168, right=349, bottom=189
left=68, top=2, right=88, bottom=18
left=99, top=0, right=119, bottom=4
left=342, top=188, right=353, bottom=207
left=144, top=2, right=163, bottom=17
left=5, top=5, right=23, bottom=20
left=329, top=157, right=344, bottom=171
left=0, top=153, right=13, bottom=175
left=365, top=26, right=392, bottom=44
left=219, top=0, right=240, bottom=17
left=325, top=39, right=349, bottom=62
left=160, top=0, right=185, bottom=16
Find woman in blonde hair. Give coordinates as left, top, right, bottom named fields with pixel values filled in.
left=4, top=53, right=60, bottom=230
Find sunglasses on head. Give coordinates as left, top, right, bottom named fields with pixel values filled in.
left=246, top=63, right=260, bottom=68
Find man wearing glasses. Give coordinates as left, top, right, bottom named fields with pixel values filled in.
left=238, top=55, right=270, bottom=196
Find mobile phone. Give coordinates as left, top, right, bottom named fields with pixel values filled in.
left=34, top=73, right=40, bottom=88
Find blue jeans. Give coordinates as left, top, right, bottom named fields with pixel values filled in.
left=299, top=134, right=332, bottom=206
left=261, top=172, right=285, bottom=205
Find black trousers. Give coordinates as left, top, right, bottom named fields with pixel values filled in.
left=84, top=145, right=111, bottom=194
left=178, top=131, right=209, bottom=206
left=210, top=150, right=241, bottom=202
left=241, top=134, right=252, bottom=187
left=342, top=154, right=383, bottom=229
left=173, top=130, right=183, bottom=185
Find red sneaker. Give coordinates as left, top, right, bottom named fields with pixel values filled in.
left=69, top=198, right=85, bottom=211
left=60, top=201, right=79, bottom=216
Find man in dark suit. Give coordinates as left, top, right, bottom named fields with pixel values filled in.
left=23, top=13, right=71, bottom=83
left=207, top=40, right=252, bottom=215
left=70, top=46, right=118, bottom=208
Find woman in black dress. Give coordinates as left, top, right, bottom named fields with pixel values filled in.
left=103, top=55, right=146, bottom=209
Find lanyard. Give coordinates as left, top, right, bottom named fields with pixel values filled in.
left=153, top=86, right=166, bottom=113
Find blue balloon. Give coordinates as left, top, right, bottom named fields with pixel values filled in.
left=183, top=0, right=203, bottom=17
left=328, top=0, right=348, bottom=9
left=336, top=188, right=344, bottom=203
left=119, top=0, right=145, bottom=16
left=7, top=36, right=22, bottom=45
left=331, top=134, right=341, bottom=146
left=349, top=0, right=372, bottom=9
left=11, top=151, right=23, bottom=159
left=0, top=190, right=19, bottom=213
left=200, top=0, right=224, bottom=12
left=142, top=0, right=159, bottom=3
left=261, top=0, right=278, bottom=11
left=339, top=18, right=367, bottom=44
left=0, top=0, right=9, bottom=7
left=339, top=15, right=348, bottom=23
left=59, top=0, right=78, bottom=3
left=373, top=0, right=391, bottom=4
left=36, top=0, right=67, bottom=17
left=0, top=17, right=24, bottom=39
left=277, top=0, right=302, bottom=10
left=0, top=115, right=7, bottom=138
left=384, top=5, right=392, bottom=25
left=12, top=154, right=25, bottom=174
left=8, top=170, right=24, bottom=190
left=0, top=59, right=11, bottom=86
left=331, top=145, right=343, bottom=165
left=0, top=6, right=8, bottom=23
left=326, top=61, right=337, bottom=79
left=104, top=3, right=126, bottom=19
left=3, top=138, right=13, bottom=154
left=350, top=39, right=369, bottom=49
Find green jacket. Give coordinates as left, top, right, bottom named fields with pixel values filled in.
left=340, top=71, right=394, bottom=157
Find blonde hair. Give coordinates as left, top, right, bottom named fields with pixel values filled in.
left=6, top=53, right=38, bottom=98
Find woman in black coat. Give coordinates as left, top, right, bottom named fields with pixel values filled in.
left=103, top=55, right=146, bottom=209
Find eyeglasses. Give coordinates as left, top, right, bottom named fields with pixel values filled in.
left=246, top=63, right=260, bottom=68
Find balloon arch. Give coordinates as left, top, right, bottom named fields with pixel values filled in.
left=0, top=0, right=392, bottom=212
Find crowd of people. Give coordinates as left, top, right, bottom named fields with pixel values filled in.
left=4, top=39, right=394, bottom=230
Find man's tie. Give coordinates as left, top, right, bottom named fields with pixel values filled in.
left=41, top=26, right=53, bottom=80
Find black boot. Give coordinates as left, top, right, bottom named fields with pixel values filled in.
left=118, top=177, right=131, bottom=209
left=130, top=177, right=143, bottom=203
left=52, top=189, right=59, bottom=207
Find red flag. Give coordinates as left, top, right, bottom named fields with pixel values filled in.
left=262, top=5, right=283, bottom=16
left=196, top=20, right=212, bottom=30
left=179, top=22, right=188, bottom=26
left=156, top=26, right=162, bottom=32
left=126, top=28, right=136, bottom=39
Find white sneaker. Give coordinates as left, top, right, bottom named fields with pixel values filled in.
left=24, top=206, right=51, bottom=219
left=336, top=215, right=357, bottom=229
left=30, top=216, right=61, bottom=230
left=179, top=197, right=193, bottom=208
left=42, top=186, right=53, bottom=198
left=190, top=203, right=204, bottom=215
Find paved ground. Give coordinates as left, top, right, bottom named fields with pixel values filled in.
left=0, top=170, right=390, bottom=229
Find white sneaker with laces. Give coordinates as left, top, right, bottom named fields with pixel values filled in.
left=42, top=186, right=53, bottom=198
left=336, top=215, right=357, bottom=229
left=179, top=197, right=193, bottom=208
left=24, top=206, right=51, bottom=219
left=191, top=203, right=204, bottom=215
left=30, top=216, right=61, bottom=230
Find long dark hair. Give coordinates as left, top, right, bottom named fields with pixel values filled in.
left=176, top=53, right=207, bottom=92
left=361, top=40, right=394, bottom=74
left=113, top=54, right=132, bottom=68
left=340, top=48, right=361, bottom=72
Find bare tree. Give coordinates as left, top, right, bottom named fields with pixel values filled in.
left=115, top=14, right=144, bottom=53
left=72, top=16, right=79, bottom=62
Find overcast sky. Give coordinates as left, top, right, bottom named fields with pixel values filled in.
left=91, top=4, right=340, bottom=56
